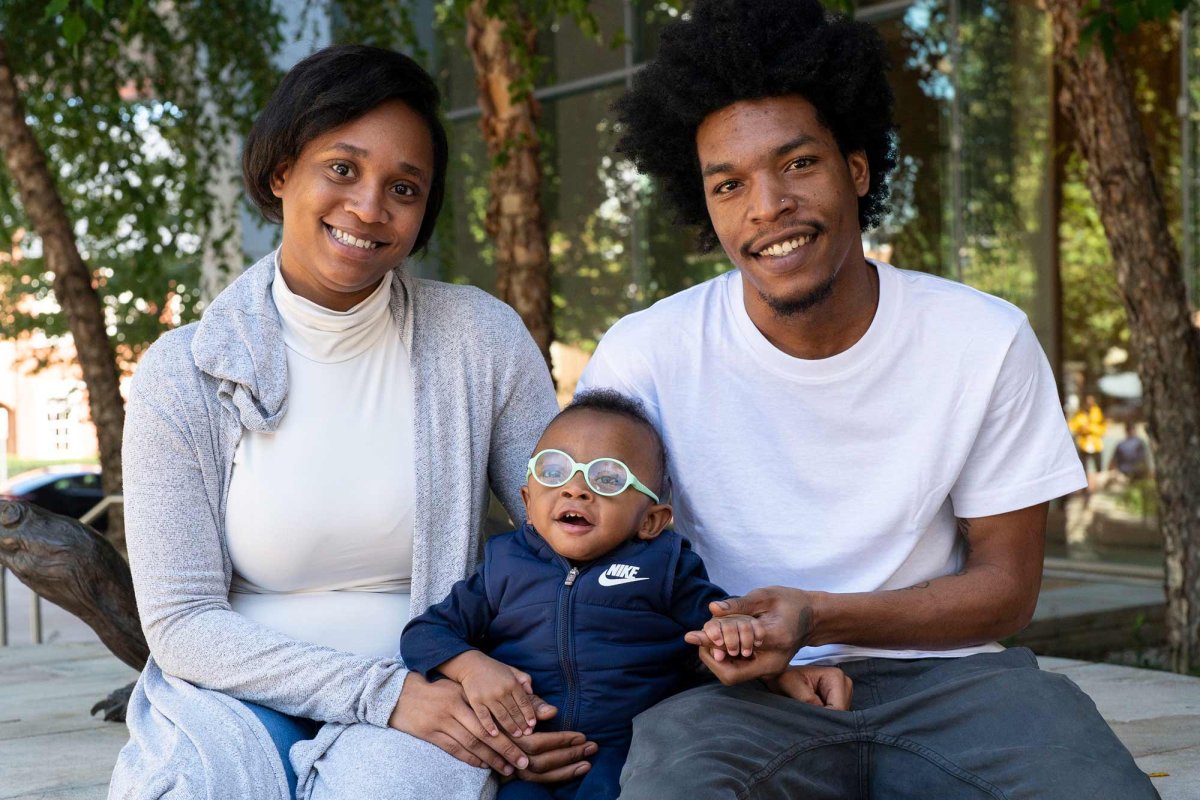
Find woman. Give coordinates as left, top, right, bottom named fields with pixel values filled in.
left=109, top=45, right=590, bottom=800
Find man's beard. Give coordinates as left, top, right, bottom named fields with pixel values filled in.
left=759, top=272, right=837, bottom=318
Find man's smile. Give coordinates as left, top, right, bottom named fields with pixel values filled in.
left=746, top=222, right=826, bottom=257
left=756, top=233, right=816, bottom=258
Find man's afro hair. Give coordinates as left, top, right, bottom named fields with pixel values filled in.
left=615, top=0, right=898, bottom=251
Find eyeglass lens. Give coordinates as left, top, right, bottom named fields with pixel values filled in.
left=533, top=451, right=629, bottom=496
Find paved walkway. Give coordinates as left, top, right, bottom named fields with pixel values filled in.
left=1, top=643, right=137, bottom=800
left=2, top=643, right=1197, bottom=799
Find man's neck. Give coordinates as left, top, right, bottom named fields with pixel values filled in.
left=744, top=256, right=879, bottom=361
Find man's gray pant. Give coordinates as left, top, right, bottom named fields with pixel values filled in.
left=619, top=648, right=1160, bottom=799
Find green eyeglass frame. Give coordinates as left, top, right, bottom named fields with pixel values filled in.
left=526, top=448, right=660, bottom=503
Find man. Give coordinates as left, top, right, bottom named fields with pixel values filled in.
left=576, top=0, right=1159, bottom=796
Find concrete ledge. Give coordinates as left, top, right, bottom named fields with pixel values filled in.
left=1, top=644, right=1196, bottom=799
left=1039, top=656, right=1200, bottom=798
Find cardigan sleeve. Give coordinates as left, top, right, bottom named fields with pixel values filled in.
left=486, top=307, right=559, bottom=525
left=123, top=333, right=408, bottom=728
left=400, top=568, right=494, bottom=677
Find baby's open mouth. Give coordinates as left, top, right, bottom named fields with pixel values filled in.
left=556, top=510, right=593, bottom=526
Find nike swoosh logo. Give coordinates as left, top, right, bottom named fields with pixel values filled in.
left=598, top=574, right=650, bottom=587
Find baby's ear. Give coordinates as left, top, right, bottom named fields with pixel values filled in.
left=636, top=503, right=674, bottom=541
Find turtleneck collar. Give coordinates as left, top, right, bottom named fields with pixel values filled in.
left=271, top=254, right=395, bottom=364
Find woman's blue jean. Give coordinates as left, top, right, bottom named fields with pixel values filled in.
left=242, top=699, right=625, bottom=800
left=242, top=700, right=321, bottom=799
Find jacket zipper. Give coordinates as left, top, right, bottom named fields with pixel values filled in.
left=557, top=566, right=580, bottom=731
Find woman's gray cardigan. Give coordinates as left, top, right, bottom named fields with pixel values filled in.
left=108, top=252, right=558, bottom=799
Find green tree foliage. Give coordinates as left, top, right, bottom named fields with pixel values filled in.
left=1081, top=0, right=1193, bottom=54
left=1059, top=150, right=1128, bottom=381
left=1059, top=17, right=1186, bottom=385
left=0, top=0, right=283, bottom=363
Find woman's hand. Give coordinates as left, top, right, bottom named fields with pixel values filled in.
left=389, top=671, right=543, bottom=776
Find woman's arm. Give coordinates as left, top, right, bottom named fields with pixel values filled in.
left=124, top=336, right=406, bottom=727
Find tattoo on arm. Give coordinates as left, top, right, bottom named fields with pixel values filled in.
left=956, top=518, right=972, bottom=575
left=892, top=520, right=974, bottom=589
left=895, top=581, right=932, bottom=591
left=797, top=605, right=814, bottom=646
left=956, top=518, right=973, bottom=541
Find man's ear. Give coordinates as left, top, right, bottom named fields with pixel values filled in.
left=636, top=503, right=674, bottom=541
left=847, top=150, right=870, bottom=198
left=520, top=484, right=531, bottom=515
left=269, top=160, right=293, bottom=199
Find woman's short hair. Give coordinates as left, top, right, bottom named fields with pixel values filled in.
left=242, top=44, right=449, bottom=254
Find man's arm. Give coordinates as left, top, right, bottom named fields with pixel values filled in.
left=689, top=502, right=1047, bottom=681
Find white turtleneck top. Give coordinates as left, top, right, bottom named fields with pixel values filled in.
left=225, top=262, right=415, bottom=659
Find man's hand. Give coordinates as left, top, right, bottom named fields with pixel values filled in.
left=389, top=671, right=547, bottom=776
left=438, top=651, right=537, bottom=738
left=765, top=666, right=853, bottom=710
left=684, top=587, right=816, bottom=682
left=689, top=613, right=765, bottom=659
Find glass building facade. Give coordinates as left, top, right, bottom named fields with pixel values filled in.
left=311, top=0, right=1199, bottom=565
left=417, top=0, right=1197, bottom=404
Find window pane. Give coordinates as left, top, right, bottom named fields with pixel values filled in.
left=544, top=2, right=627, bottom=84
left=863, top=0, right=953, bottom=276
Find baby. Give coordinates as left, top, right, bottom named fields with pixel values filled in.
left=400, top=390, right=761, bottom=799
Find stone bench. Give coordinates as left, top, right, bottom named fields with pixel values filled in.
left=2, top=643, right=1196, bottom=798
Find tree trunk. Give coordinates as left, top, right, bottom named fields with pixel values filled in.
left=465, top=0, right=556, bottom=377
left=0, top=36, right=126, bottom=548
left=1046, top=0, right=1200, bottom=671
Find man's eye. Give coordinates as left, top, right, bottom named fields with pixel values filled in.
left=542, top=468, right=565, bottom=479
left=392, top=183, right=417, bottom=197
left=596, top=474, right=622, bottom=487
left=787, top=157, right=814, bottom=170
left=713, top=180, right=739, bottom=195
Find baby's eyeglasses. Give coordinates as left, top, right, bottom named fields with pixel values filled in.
left=527, top=449, right=660, bottom=503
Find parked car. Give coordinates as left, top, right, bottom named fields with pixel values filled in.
left=0, top=465, right=108, bottom=532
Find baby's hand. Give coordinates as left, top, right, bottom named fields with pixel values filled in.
left=689, top=613, right=764, bottom=660
left=438, top=651, right=537, bottom=738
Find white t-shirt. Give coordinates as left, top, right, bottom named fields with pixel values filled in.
left=577, top=261, right=1085, bottom=665
left=225, top=262, right=415, bottom=659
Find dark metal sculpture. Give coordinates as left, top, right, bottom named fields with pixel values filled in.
left=0, top=499, right=147, bottom=721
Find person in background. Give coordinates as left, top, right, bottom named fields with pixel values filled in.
left=1070, top=394, right=1109, bottom=476
left=1111, top=422, right=1150, bottom=482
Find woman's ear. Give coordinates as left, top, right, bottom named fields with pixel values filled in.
left=636, top=503, right=674, bottom=541
left=269, top=160, right=293, bottom=199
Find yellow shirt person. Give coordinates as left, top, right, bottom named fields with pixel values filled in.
left=1069, top=396, right=1107, bottom=472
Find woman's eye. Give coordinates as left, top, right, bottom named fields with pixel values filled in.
left=331, top=163, right=351, bottom=177
left=713, top=180, right=739, bottom=195
left=392, top=183, right=417, bottom=197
